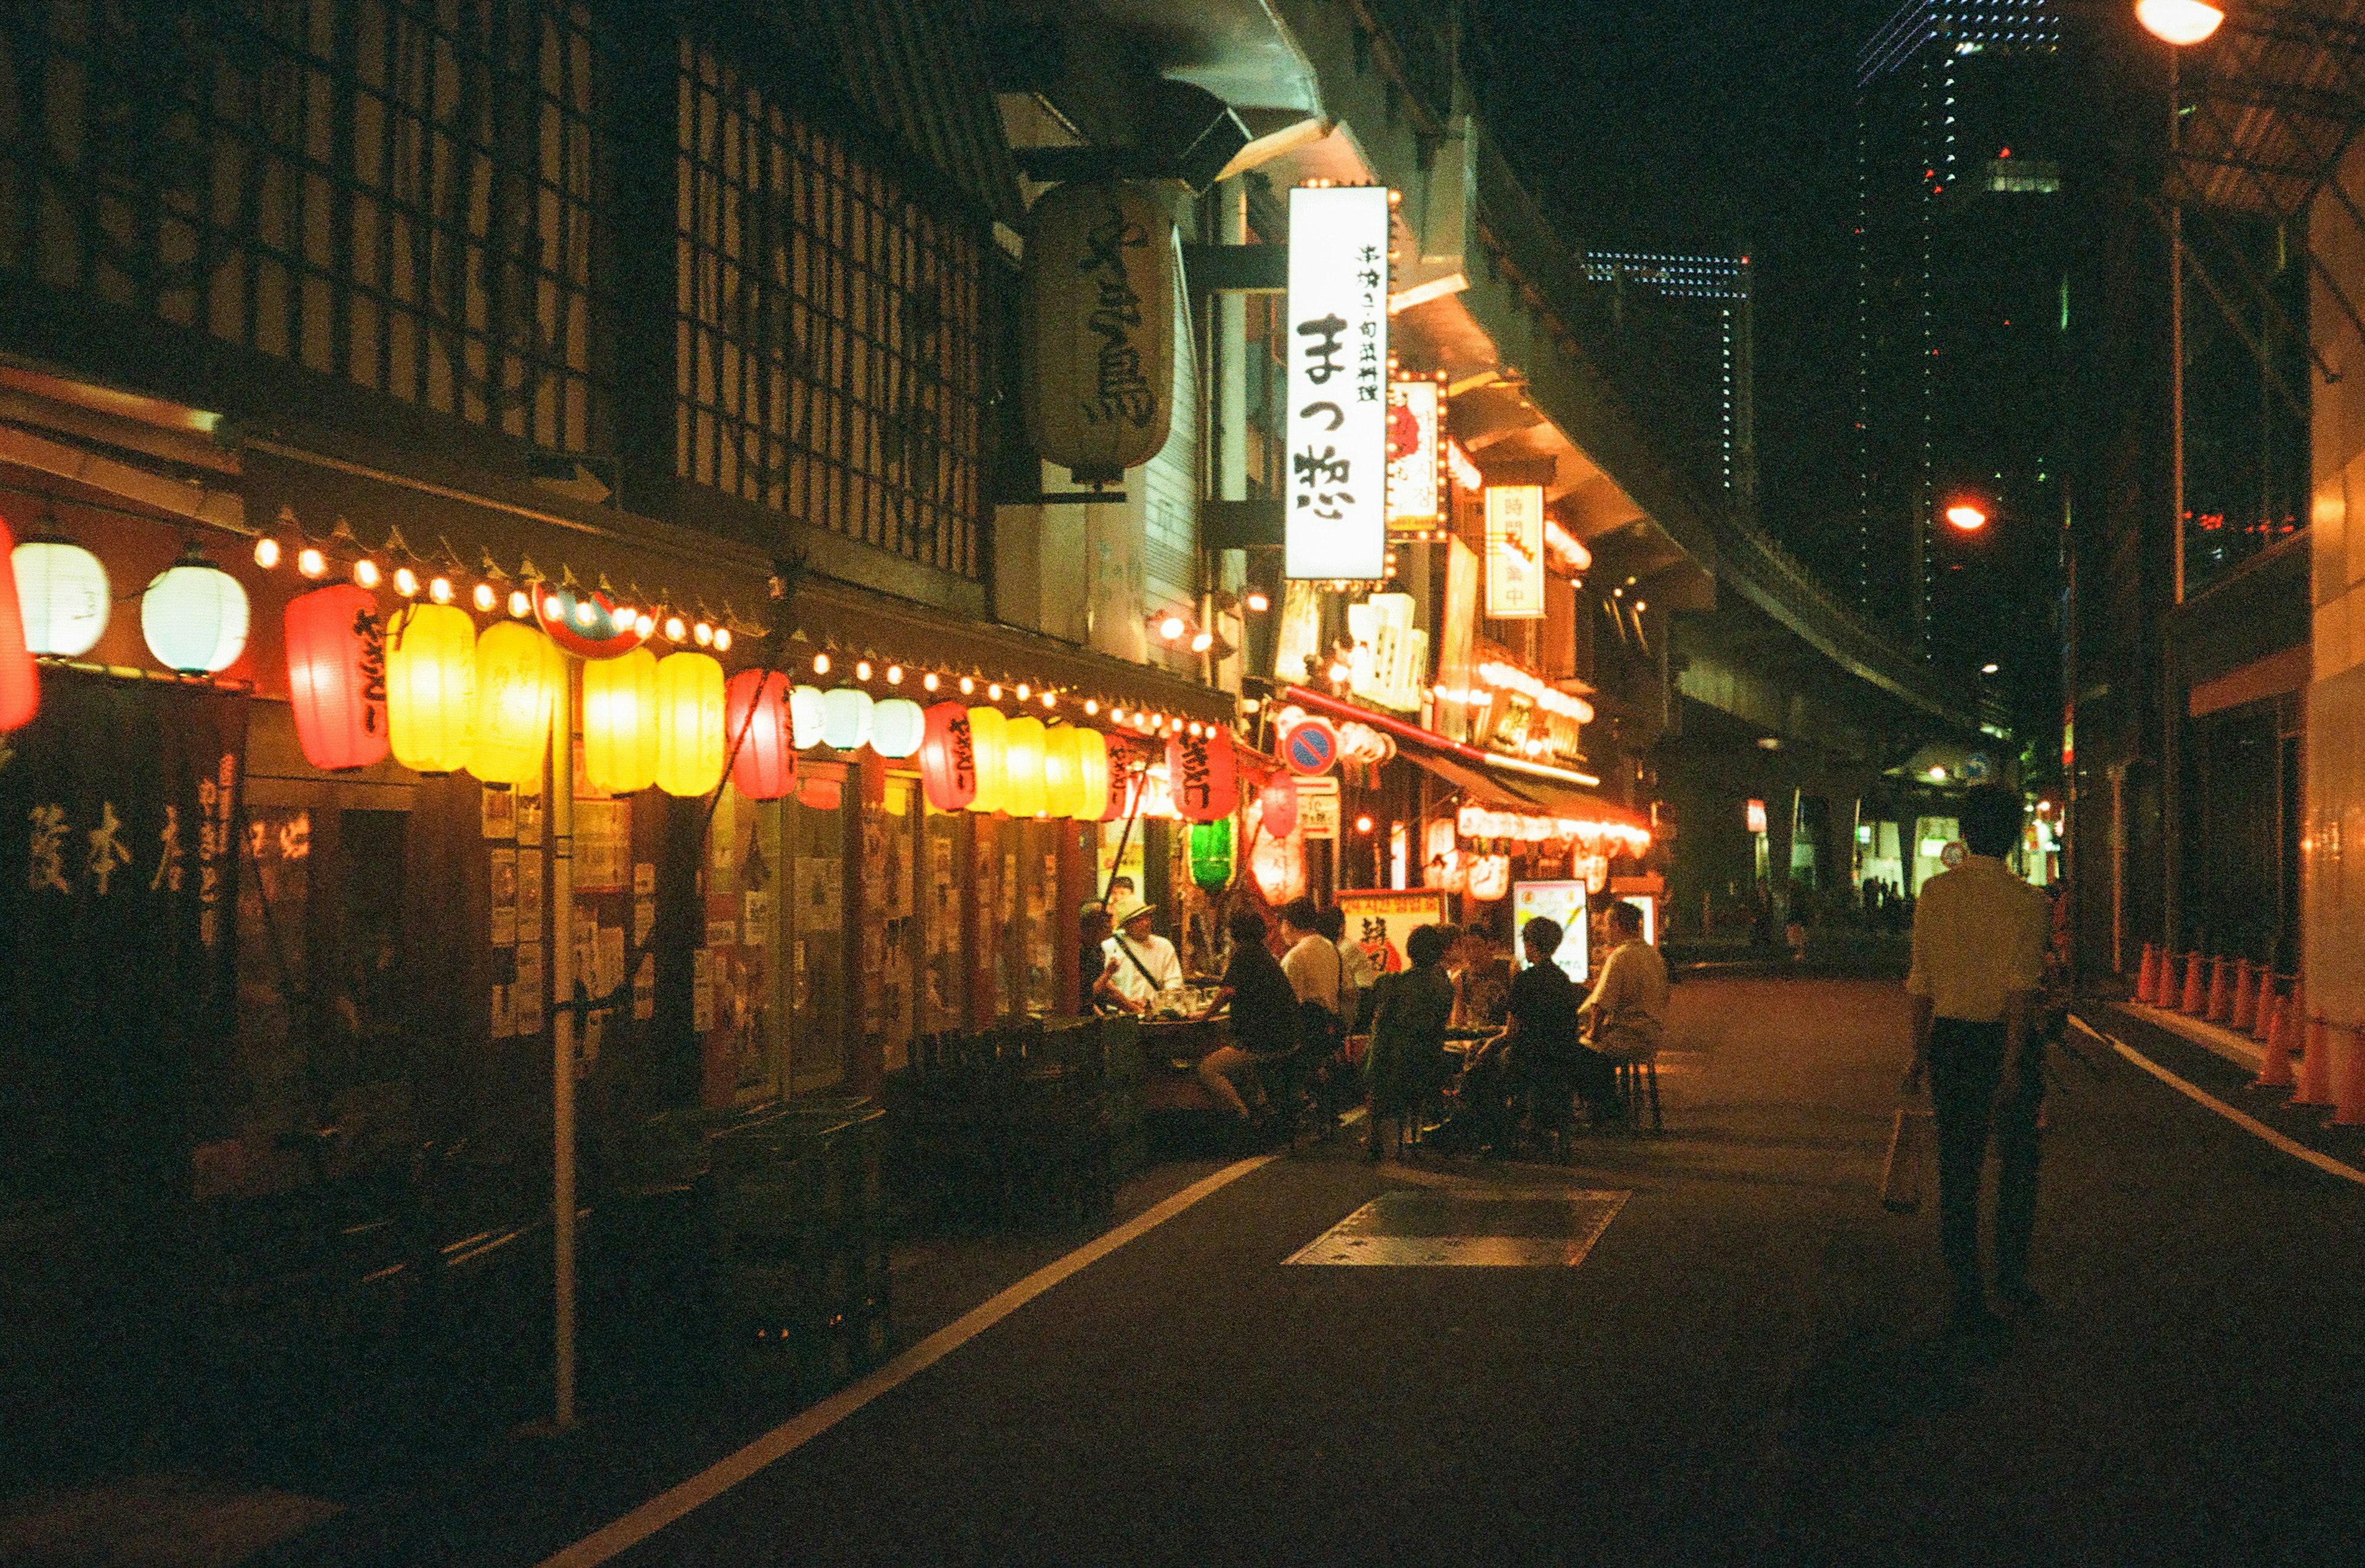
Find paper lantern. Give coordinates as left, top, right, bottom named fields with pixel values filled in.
left=1259, top=774, right=1299, bottom=839
left=1468, top=853, right=1511, bottom=902
left=1069, top=727, right=1110, bottom=822
left=0, top=516, right=36, bottom=730
left=966, top=705, right=1008, bottom=814
left=1041, top=725, right=1083, bottom=819
left=1165, top=727, right=1237, bottom=823
left=919, top=702, right=979, bottom=810
left=821, top=686, right=873, bottom=751
left=725, top=668, right=795, bottom=801
left=1189, top=818, right=1234, bottom=891
left=385, top=604, right=477, bottom=773
left=656, top=651, right=726, bottom=798
left=1020, top=180, right=1175, bottom=480
left=1099, top=734, right=1139, bottom=822
left=142, top=548, right=249, bottom=673
left=790, top=684, right=827, bottom=749
left=285, top=584, right=389, bottom=771
left=583, top=646, right=660, bottom=793
left=1001, top=716, right=1049, bottom=817
left=12, top=537, right=108, bottom=657
left=470, top=621, right=559, bottom=787
left=870, top=697, right=924, bottom=759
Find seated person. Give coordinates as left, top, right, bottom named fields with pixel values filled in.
left=1450, top=925, right=1513, bottom=1031
left=1096, top=897, right=1182, bottom=1015
left=1436, top=916, right=1620, bottom=1152
left=1361, top=923, right=1457, bottom=1162
left=1581, top=899, right=1668, bottom=1063
left=1196, top=908, right=1300, bottom=1122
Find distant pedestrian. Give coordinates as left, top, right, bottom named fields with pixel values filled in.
left=1903, top=784, right=2052, bottom=1335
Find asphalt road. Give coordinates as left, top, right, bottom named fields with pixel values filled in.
left=492, top=977, right=2365, bottom=1568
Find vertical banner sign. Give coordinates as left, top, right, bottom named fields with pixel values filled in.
left=1285, top=185, right=1391, bottom=580
left=1485, top=485, right=1546, bottom=618
left=1385, top=380, right=1441, bottom=527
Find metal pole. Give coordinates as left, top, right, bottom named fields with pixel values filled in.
left=549, top=658, right=577, bottom=1431
left=2170, top=49, right=2186, bottom=607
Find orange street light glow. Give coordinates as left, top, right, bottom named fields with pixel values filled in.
left=1945, top=503, right=1989, bottom=531
left=2136, top=1, right=2225, bottom=47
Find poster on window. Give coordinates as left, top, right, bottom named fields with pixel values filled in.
left=1511, top=879, right=1590, bottom=985
left=1485, top=485, right=1546, bottom=618
left=1285, top=184, right=1391, bottom=581
left=1335, top=889, right=1449, bottom=979
left=1386, top=379, right=1441, bottom=527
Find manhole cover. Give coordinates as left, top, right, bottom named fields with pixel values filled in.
left=1284, top=1189, right=1629, bottom=1267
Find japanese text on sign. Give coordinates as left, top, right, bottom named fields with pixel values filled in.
left=1385, top=380, right=1441, bottom=526
left=1484, top=484, right=1546, bottom=619
left=1285, top=185, right=1391, bottom=581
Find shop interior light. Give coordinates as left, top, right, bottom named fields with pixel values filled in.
left=1158, top=613, right=1187, bottom=642
left=253, top=537, right=282, bottom=570
left=297, top=546, right=326, bottom=579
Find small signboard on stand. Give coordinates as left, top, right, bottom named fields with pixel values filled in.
left=1298, top=777, right=1341, bottom=840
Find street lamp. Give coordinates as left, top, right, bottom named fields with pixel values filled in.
left=2135, top=0, right=2225, bottom=46
left=1944, top=502, right=1989, bottom=532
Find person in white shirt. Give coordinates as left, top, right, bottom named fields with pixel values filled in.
left=1097, top=897, right=1182, bottom=1014
left=1580, top=901, right=1669, bottom=1062
left=1321, top=904, right=1378, bottom=1032
left=1277, top=896, right=1341, bottom=1016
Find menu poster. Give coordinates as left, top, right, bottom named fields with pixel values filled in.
left=633, top=953, right=656, bottom=1020
left=513, top=942, right=545, bottom=1035
left=1511, top=879, right=1590, bottom=985
left=575, top=799, right=629, bottom=892
left=634, top=862, right=656, bottom=897
left=1335, top=888, right=1448, bottom=979
left=515, top=778, right=544, bottom=847
left=490, top=849, right=518, bottom=947
left=706, top=918, right=740, bottom=952
left=481, top=785, right=515, bottom=839
left=743, top=890, right=771, bottom=947
left=517, top=853, right=544, bottom=937
left=692, top=949, right=715, bottom=1032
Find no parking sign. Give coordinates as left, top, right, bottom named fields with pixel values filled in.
left=1280, top=716, right=1339, bottom=776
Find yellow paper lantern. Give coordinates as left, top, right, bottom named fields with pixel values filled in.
left=386, top=604, right=478, bottom=774
left=1001, top=716, right=1049, bottom=818
left=656, top=650, right=726, bottom=798
left=470, top=621, right=559, bottom=787
left=1041, top=724, right=1082, bottom=820
left=1069, top=727, right=1110, bottom=822
left=582, top=646, right=660, bottom=794
left=966, top=705, right=1008, bottom=814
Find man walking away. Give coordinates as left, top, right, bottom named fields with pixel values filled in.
left=1904, top=784, right=2052, bottom=1335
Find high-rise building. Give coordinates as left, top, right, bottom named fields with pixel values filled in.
left=1854, top=0, right=2069, bottom=665
left=1581, top=250, right=1755, bottom=510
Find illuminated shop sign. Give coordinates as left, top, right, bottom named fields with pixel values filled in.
left=1385, top=379, right=1442, bottom=527
left=1285, top=184, right=1391, bottom=581
left=1484, top=484, right=1545, bottom=618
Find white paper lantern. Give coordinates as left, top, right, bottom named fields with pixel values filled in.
left=869, top=697, right=924, bottom=759
left=821, top=686, right=873, bottom=751
left=12, top=538, right=109, bottom=657
left=142, top=550, right=249, bottom=673
left=791, top=684, right=827, bottom=749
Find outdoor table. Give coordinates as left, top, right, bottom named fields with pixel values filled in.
left=1137, top=1016, right=1230, bottom=1113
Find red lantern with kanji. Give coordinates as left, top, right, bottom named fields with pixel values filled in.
left=918, top=701, right=977, bottom=810
left=725, top=669, right=796, bottom=801
left=1166, top=727, right=1237, bottom=824
left=1259, top=773, right=1298, bottom=839
left=1099, top=733, right=1139, bottom=822
left=284, top=584, right=388, bottom=770
left=0, top=514, right=39, bottom=732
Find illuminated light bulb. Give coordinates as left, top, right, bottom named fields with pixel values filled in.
left=2135, top=0, right=2225, bottom=46
left=886, top=665, right=903, bottom=684
left=693, top=621, right=714, bottom=647
left=354, top=559, right=382, bottom=589
left=573, top=600, right=596, bottom=626
left=1015, top=682, right=1030, bottom=701
left=1328, top=663, right=1351, bottom=684
left=1158, top=614, right=1187, bottom=641
left=509, top=589, right=532, bottom=618
left=1245, top=590, right=1270, bottom=612
left=429, top=576, right=455, bottom=604
left=394, top=567, right=419, bottom=597
left=1190, top=630, right=1214, bottom=653
left=253, top=538, right=283, bottom=570
left=1944, top=503, right=1987, bottom=531
left=635, top=613, right=655, bottom=637
left=664, top=615, right=686, bottom=641
left=922, top=672, right=939, bottom=692
left=1084, top=699, right=1099, bottom=716
left=543, top=594, right=564, bottom=620
left=713, top=627, right=732, bottom=652
left=1041, top=690, right=1056, bottom=709
left=474, top=583, right=498, bottom=612
left=812, top=652, right=830, bottom=675
left=856, top=660, right=873, bottom=681
left=958, top=675, right=974, bottom=695
left=1110, top=708, right=1126, bottom=724
left=297, top=547, right=326, bottom=579
left=987, top=682, right=1001, bottom=701
left=610, top=607, right=633, bottom=626
left=1355, top=815, right=1375, bottom=833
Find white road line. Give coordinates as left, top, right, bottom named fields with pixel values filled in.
left=2069, top=1014, right=2365, bottom=1191
left=538, top=1152, right=1279, bottom=1568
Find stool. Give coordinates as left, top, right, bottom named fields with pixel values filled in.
left=1615, top=1056, right=1662, bottom=1133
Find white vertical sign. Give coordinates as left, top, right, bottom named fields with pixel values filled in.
left=1385, top=379, right=1441, bottom=525
left=1285, top=185, right=1391, bottom=581
left=1484, top=484, right=1546, bottom=618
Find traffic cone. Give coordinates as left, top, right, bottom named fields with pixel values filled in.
left=2136, top=944, right=2160, bottom=1005
left=2294, top=1005, right=2335, bottom=1107
left=2328, top=1027, right=2365, bottom=1128
left=2205, top=955, right=2233, bottom=1023
left=2254, top=987, right=2295, bottom=1090
left=2230, top=960, right=2257, bottom=1032
left=2181, top=952, right=2207, bottom=1014
left=2252, top=973, right=2281, bottom=1041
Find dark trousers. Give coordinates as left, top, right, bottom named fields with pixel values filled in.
left=1928, top=1017, right=2044, bottom=1299
left=1457, top=1040, right=1621, bottom=1146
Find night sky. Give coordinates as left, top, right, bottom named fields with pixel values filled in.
left=1466, top=0, right=1890, bottom=590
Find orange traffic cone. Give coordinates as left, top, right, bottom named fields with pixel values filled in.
left=2136, top=944, right=2161, bottom=1005
left=2294, top=1006, right=2335, bottom=1107
left=2205, top=955, right=2233, bottom=1022
left=2252, top=972, right=2280, bottom=1041
left=2328, top=1026, right=2365, bottom=1128
left=2254, top=987, right=2295, bottom=1089
left=2230, top=960, right=2257, bottom=1032
left=2181, top=952, right=2207, bottom=1014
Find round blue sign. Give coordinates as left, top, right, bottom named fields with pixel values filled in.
left=1282, top=718, right=1338, bottom=776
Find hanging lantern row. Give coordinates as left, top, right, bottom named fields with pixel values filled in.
left=915, top=703, right=1128, bottom=822
left=1455, top=802, right=1652, bottom=855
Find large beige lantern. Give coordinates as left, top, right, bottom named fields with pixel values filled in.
left=1019, top=180, right=1176, bottom=483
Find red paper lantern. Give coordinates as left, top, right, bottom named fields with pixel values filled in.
left=284, top=584, right=388, bottom=770
left=1259, top=774, right=1298, bottom=839
left=1101, top=733, right=1140, bottom=822
left=724, top=669, right=796, bottom=801
left=1166, top=728, right=1237, bottom=824
left=918, top=701, right=978, bottom=810
left=0, top=514, right=39, bottom=732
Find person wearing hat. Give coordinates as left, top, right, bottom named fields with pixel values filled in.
left=1097, top=895, right=1182, bottom=1014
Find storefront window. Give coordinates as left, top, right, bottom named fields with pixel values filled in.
left=786, top=775, right=850, bottom=1091
left=864, top=775, right=921, bottom=1073
left=710, top=784, right=784, bottom=1104
left=921, top=801, right=968, bottom=1035
left=1015, top=819, right=1060, bottom=1016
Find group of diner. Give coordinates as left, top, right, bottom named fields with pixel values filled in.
left=1076, top=885, right=1667, bottom=1161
